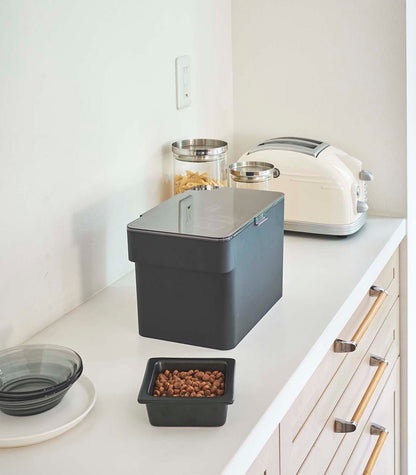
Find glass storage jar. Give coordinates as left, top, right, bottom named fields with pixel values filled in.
left=172, top=139, right=228, bottom=195
left=229, top=161, right=280, bottom=190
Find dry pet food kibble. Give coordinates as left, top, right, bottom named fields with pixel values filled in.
left=152, top=369, right=225, bottom=398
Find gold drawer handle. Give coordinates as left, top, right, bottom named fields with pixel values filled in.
left=334, top=286, right=388, bottom=353
left=334, top=356, right=388, bottom=433
left=363, top=423, right=389, bottom=474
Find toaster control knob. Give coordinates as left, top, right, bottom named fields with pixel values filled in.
left=357, top=201, right=369, bottom=213
left=359, top=170, right=374, bottom=181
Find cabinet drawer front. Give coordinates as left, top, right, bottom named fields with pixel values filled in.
left=298, top=299, right=399, bottom=474
left=280, top=250, right=399, bottom=474
left=246, top=428, right=279, bottom=475
left=335, top=357, right=400, bottom=475
left=334, top=249, right=399, bottom=358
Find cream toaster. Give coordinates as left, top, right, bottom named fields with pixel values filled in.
left=238, top=137, right=373, bottom=236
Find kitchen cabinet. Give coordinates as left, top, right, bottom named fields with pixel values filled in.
left=250, top=248, right=401, bottom=474
left=280, top=250, right=399, bottom=473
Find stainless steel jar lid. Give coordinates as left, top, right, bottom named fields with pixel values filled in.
left=172, top=139, right=228, bottom=162
left=229, top=161, right=280, bottom=183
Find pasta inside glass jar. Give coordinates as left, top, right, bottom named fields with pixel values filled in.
left=172, top=139, right=228, bottom=195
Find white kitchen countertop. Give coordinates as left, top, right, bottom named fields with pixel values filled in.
left=1, top=218, right=406, bottom=475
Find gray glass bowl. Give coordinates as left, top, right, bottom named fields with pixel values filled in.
left=0, top=344, right=83, bottom=416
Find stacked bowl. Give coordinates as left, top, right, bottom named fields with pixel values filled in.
left=0, top=344, right=83, bottom=416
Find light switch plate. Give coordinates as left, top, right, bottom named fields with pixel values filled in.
left=175, top=55, right=191, bottom=110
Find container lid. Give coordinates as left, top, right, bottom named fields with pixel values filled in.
left=172, top=139, right=228, bottom=162
left=229, top=161, right=280, bottom=183
left=128, top=188, right=284, bottom=241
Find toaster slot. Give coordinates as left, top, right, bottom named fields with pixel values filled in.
left=248, top=137, right=329, bottom=158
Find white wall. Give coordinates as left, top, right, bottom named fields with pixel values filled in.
left=232, top=0, right=406, bottom=218
left=0, top=0, right=233, bottom=349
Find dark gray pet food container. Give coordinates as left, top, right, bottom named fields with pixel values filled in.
left=127, top=188, right=284, bottom=350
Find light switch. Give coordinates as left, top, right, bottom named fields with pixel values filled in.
left=176, top=55, right=191, bottom=110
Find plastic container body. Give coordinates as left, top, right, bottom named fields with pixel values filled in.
left=172, top=139, right=228, bottom=194
left=127, top=189, right=284, bottom=350
left=138, top=358, right=235, bottom=426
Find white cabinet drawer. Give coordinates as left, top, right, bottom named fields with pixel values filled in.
left=337, top=356, right=400, bottom=474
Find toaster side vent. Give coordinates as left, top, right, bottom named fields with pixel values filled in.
left=247, top=137, right=330, bottom=158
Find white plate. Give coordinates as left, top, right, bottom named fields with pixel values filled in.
left=0, top=375, right=96, bottom=448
